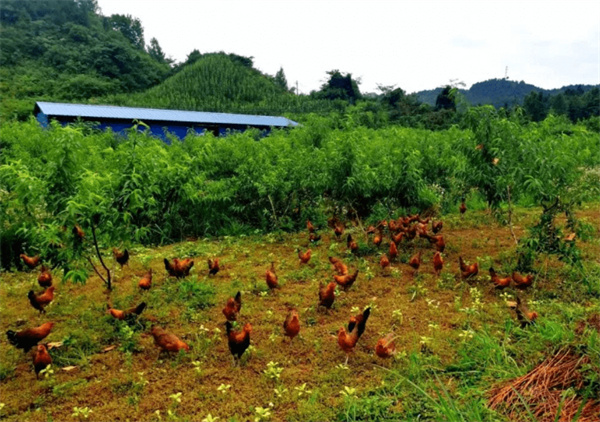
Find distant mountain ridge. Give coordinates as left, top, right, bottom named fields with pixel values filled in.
left=415, top=78, right=598, bottom=108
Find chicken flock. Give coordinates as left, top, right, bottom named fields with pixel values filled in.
left=7, top=204, right=539, bottom=381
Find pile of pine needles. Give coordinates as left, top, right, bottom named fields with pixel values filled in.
left=488, top=349, right=599, bottom=422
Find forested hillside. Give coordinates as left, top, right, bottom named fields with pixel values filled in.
left=0, top=0, right=171, bottom=119
left=104, top=53, right=338, bottom=117
left=417, top=78, right=598, bottom=112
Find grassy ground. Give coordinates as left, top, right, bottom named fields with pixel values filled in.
left=1, top=205, right=599, bottom=422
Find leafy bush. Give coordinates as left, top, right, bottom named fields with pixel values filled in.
left=0, top=112, right=598, bottom=270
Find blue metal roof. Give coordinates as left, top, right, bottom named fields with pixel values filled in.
left=35, top=102, right=298, bottom=128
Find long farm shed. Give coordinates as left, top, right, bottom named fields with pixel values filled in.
left=34, top=102, right=298, bottom=141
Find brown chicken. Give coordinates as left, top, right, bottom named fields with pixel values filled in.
left=318, top=282, right=336, bottom=310
left=113, top=248, right=129, bottom=268
left=416, top=223, right=429, bottom=238
left=512, top=296, right=538, bottom=328
left=222, top=291, right=242, bottom=321
left=138, top=269, right=153, bottom=290
left=409, top=251, right=422, bottom=275
left=433, top=251, right=444, bottom=276
left=107, top=302, right=146, bottom=320
left=164, top=258, right=194, bottom=278
left=20, top=254, right=40, bottom=270
left=73, top=224, right=85, bottom=240
left=512, top=271, right=534, bottom=289
left=33, top=344, right=52, bottom=378
left=366, top=225, right=376, bottom=235
left=391, top=231, right=404, bottom=245
left=38, top=265, right=52, bottom=287
left=380, top=254, right=390, bottom=271
left=337, top=327, right=359, bottom=365
left=337, top=309, right=370, bottom=365
left=459, top=200, right=467, bottom=215
left=389, top=241, right=398, bottom=261
left=425, top=234, right=446, bottom=253
left=298, top=249, right=312, bottom=265
left=283, top=309, right=300, bottom=342
left=7, top=322, right=55, bottom=352
left=388, top=219, right=399, bottom=233
left=334, top=269, right=359, bottom=291
left=489, top=267, right=511, bottom=288
left=347, top=234, right=359, bottom=254
left=266, top=262, right=278, bottom=289
left=334, top=222, right=345, bottom=239
left=308, top=233, right=322, bottom=243
left=348, top=307, right=371, bottom=341
left=306, top=219, right=315, bottom=233
left=208, top=258, right=220, bottom=276
left=375, top=333, right=397, bottom=359
left=329, top=256, right=348, bottom=276
left=459, top=256, right=479, bottom=279
left=150, top=325, right=189, bottom=353
left=226, top=321, right=252, bottom=364
left=432, top=220, right=443, bottom=234
left=405, top=224, right=418, bottom=241
left=28, top=287, right=55, bottom=313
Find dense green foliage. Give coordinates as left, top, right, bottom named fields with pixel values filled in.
left=523, top=86, right=600, bottom=123
left=417, top=78, right=598, bottom=111
left=1, top=112, right=598, bottom=271
left=0, top=0, right=170, bottom=119
left=2, top=0, right=597, bottom=129
left=104, top=53, right=338, bottom=116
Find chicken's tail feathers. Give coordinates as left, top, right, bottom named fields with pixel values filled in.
left=134, top=302, right=147, bottom=315
left=234, top=291, right=242, bottom=306
left=6, top=330, right=17, bottom=345
left=362, top=307, right=371, bottom=322
left=357, top=307, right=371, bottom=338
left=225, top=321, right=233, bottom=335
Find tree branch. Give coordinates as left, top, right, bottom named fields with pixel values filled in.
left=506, top=185, right=518, bottom=246
left=90, top=221, right=112, bottom=289
left=86, top=256, right=107, bottom=284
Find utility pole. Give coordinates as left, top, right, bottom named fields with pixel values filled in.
left=505, top=66, right=509, bottom=80
left=296, top=80, right=299, bottom=95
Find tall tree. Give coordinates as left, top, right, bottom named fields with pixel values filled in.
left=435, top=86, right=457, bottom=111
left=108, top=14, right=144, bottom=49
left=147, top=37, right=172, bottom=65
left=523, top=91, right=549, bottom=122
left=273, top=67, right=288, bottom=92
left=315, top=70, right=362, bottom=103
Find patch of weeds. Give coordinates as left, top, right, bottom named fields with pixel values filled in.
left=71, top=406, right=93, bottom=420
left=252, top=404, right=274, bottom=422
left=459, top=287, right=484, bottom=318
left=0, top=360, right=16, bottom=381
left=408, top=278, right=428, bottom=302
left=339, top=390, right=396, bottom=422
left=263, top=361, right=283, bottom=381
left=53, top=379, right=87, bottom=398
left=53, top=328, right=100, bottom=367
left=437, top=270, right=456, bottom=289
left=163, top=279, right=216, bottom=311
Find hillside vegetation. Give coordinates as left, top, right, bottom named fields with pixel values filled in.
left=2, top=0, right=598, bottom=128
left=104, top=53, right=337, bottom=117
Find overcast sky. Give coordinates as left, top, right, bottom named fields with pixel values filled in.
left=96, top=0, right=599, bottom=94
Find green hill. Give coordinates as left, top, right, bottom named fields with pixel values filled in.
left=416, top=78, right=598, bottom=109
left=104, top=52, right=335, bottom=117
left=0, top=0, right=171, bottom=119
